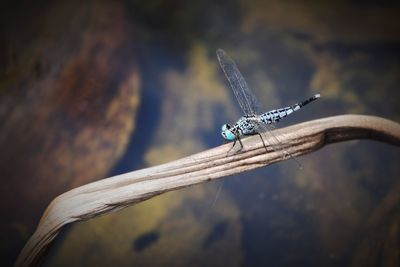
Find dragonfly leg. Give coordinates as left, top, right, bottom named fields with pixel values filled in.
left=236, top=135, right=244, bottom=151
left=257, top=132, right=268, bottom=151
left=226, top=139, right=237, bottom=155
left=226, top=135, right=244, bottom=155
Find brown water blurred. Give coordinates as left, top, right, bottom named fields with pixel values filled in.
left=1, top=1, right=140, bottom=265
left=1, top=1, right=400, bottom=267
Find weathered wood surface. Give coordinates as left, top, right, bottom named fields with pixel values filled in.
left=16, top=115, right=400, bottom=267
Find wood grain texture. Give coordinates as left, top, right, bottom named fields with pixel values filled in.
left=16, top=115, right=400, bottom=267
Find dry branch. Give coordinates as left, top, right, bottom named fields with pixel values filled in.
left=16, top=115, right=400, bottom=267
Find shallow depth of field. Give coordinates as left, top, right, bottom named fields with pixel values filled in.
left=1, top=1, right=399, bottom=266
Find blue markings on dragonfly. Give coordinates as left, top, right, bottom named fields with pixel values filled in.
left=217, top=49, right=320, bottom=151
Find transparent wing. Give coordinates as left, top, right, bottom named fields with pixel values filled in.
left=217, top=49, right=260, bottom=116
left=255, top=122, right=302, bottom=168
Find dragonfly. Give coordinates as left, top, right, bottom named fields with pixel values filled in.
left=217, top=48, right=320, bottom=152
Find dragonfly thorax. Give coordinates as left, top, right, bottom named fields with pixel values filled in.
left=236, top=116, right=259, bottom=135
left=222, top=116, right=260, bottom=141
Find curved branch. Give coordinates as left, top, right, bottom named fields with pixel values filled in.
left=16, top=115, right=400, bottom=267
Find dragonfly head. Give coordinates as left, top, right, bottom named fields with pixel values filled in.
left=221, top=124, right=236, bottom=141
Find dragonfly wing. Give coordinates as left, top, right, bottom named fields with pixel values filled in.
left=255, top=122, right=302, bottom=168
left=217, top=49, right=260, bottom=116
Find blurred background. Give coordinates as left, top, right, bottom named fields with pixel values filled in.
left=1, top=0, right=400, bottom=266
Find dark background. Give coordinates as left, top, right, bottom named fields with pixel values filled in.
left=1, top=0, right=399, bottom=266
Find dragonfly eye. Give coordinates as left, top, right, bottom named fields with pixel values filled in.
left=221, top=124, right=236, bottom=141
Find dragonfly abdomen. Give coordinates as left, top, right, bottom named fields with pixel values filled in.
left=260, top=94, right=320, bottom=124
left=260, top=107, right=293, bottom=124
